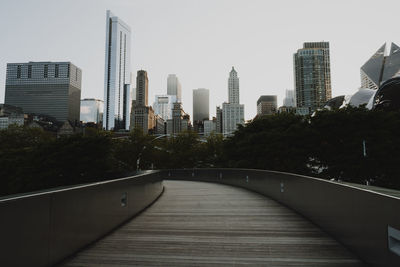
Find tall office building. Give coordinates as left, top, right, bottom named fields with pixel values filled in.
left=221, top=67, right=245, bottom=135
left=166, top=102, right=190, bottom=134
left=193, top=88, right=209, bottom=122
left=80, top=98, right=104, bottom=124
left=153, top=95, right=177, bottom=121
left=130, top=70, right=158, bottom=133
left=167, top=74, right=182, bottom=102
left=5, top=62, right=81, bottom=123
left=361, top=42, right=400, bottom=90
left=257, top=95, right=277, bottom=116
left=228, top=67, right=240, bottom=104
left=136, top=70, right=148, bottom=106
left=294, top=42, right=332, bottom=113
left=283, top=89, right=295, bottom=107
left=103, top=10, right=131, bottom=131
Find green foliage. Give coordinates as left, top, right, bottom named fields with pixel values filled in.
left=1, top=107, right=400, bottom=197
left=223, top=113, right=312, bottom=174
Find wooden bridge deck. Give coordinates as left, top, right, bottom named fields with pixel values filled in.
left=62, top=180, right=365, bottom=266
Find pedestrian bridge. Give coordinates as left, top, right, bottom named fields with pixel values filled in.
left=1, top=169, right=399, bottom=267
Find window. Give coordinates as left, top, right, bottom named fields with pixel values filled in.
left=27, top=65, right=32, bottom=78
left=67, top=64, right=70, bottom=78
left=17, top=65, right=21, bottom=78
left=44, top=64, right=48, bottom=78
left=55, top=64, right=59, bottom=78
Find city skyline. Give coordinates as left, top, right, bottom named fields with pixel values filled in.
left=1, top=0, right=400, bottom=120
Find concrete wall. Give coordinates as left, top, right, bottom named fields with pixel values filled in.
left=164, top=168, right=400, bottom=267
left=0, top=171, right=163, bottom=266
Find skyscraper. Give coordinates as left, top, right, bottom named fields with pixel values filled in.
left=103, top=10, right=131, bottom=131
left=5, top=61, right=81, bottom=124
left=221, top=67, right=244, bottom=134
left=153, top=95, right=177, bottom=121
left=228, top=67, right=240, bottom=104
left=257, top=95, right=277, bottom=116
left=283, top=89, right=295, bottom=107
left=80, top=98, right=104, bottom=125
left=130, top=70, right=155, bottom=133
left=136, top=70, right=148, bottom=106
left=193, top=88, right=209, bottom=122
left=167, top=74, right=182, bottom=102
left=294, top=42, right=332, bottom=113
left=361, top=42, right=400, bottom=90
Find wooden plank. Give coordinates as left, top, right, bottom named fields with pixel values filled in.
left=62, top=180, right=365, bottom=266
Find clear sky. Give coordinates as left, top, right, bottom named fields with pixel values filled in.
left=1, top=0, right=399, bottom=120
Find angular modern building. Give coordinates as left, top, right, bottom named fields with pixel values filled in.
left=80, top=98, right=104, bottom=124
left=103, top=10, right=131, bottom=131
left=294, top=42, right=332, bottom=113
left=361, top=42, right=400, bottom=90
left=167, top=74, right=182, bottom=102
left=257, top=95, right=277, bottom=116
left=5, top=61, right=81, bottom=124
left=193, top=88, right=209, bottom=122
left=221, top=67, right=244, bottom=135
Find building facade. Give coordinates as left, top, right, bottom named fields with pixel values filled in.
left=216, top=106, right=223, bottom=133
left=193, top=88, right=209, bottom=122
left=203, top=118, right=217, bottom=136
left=0, top=104, right=24, bottom=129
left=5, top=61, right=81, bottom=124
left=294, top=42, right=332, bottom=113
left=103, top=10, right=131, bottom=131
left=221, top=67, right=244, bottom=135
left=222, top=102, right=244, bottom=135
left=167, top=74, right=182, bottom=102
left=361, top=42, right=400, bottom=90
left=80, top=98, right=104, bottom=124
left=166, top=102, right=191, bottom=135
left=257, top=95, right=277, bottom=116
left=130, top=70, right=155, bottom=133
left=153, top=94, right=176, bottom=121
left=283, top=89, right=296, bottom=107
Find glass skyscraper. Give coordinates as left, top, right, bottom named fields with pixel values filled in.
left=5, top=61, right=81, bottom=124
left=80, top=98, right=104, bottom=124
left=294, top=42, right=332, bottom=113
left=103, top=10, right=131, bottom=131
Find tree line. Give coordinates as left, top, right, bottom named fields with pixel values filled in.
left=1, top=106, right=399, bottom=196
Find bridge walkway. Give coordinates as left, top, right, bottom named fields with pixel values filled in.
left=62, top=180, right=365, bottom=266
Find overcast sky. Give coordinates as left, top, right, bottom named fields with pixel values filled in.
left=1, top=0, right=399, bottom=120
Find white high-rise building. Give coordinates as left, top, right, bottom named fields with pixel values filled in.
left=103, top=10, right=131, bottom=130
left=167, top=74, right=182, bottom=102
left=153, top=94, right=177, bottom=121
left=222, top=67, right=244, bottom=135
left=228, top=67, right=240, bottom=104
left=283, top=89, right=295, bottom=107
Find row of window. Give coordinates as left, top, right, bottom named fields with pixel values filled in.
left=15, top=64, right=71, bottom=79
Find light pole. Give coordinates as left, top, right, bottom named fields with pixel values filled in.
left=136, top=134, right=170, bottom=171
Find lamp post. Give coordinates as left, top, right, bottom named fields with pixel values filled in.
left=136, top=134, right=170, bottom=171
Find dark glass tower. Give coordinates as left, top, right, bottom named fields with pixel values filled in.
left=5, top=61, right=81, bottom=124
